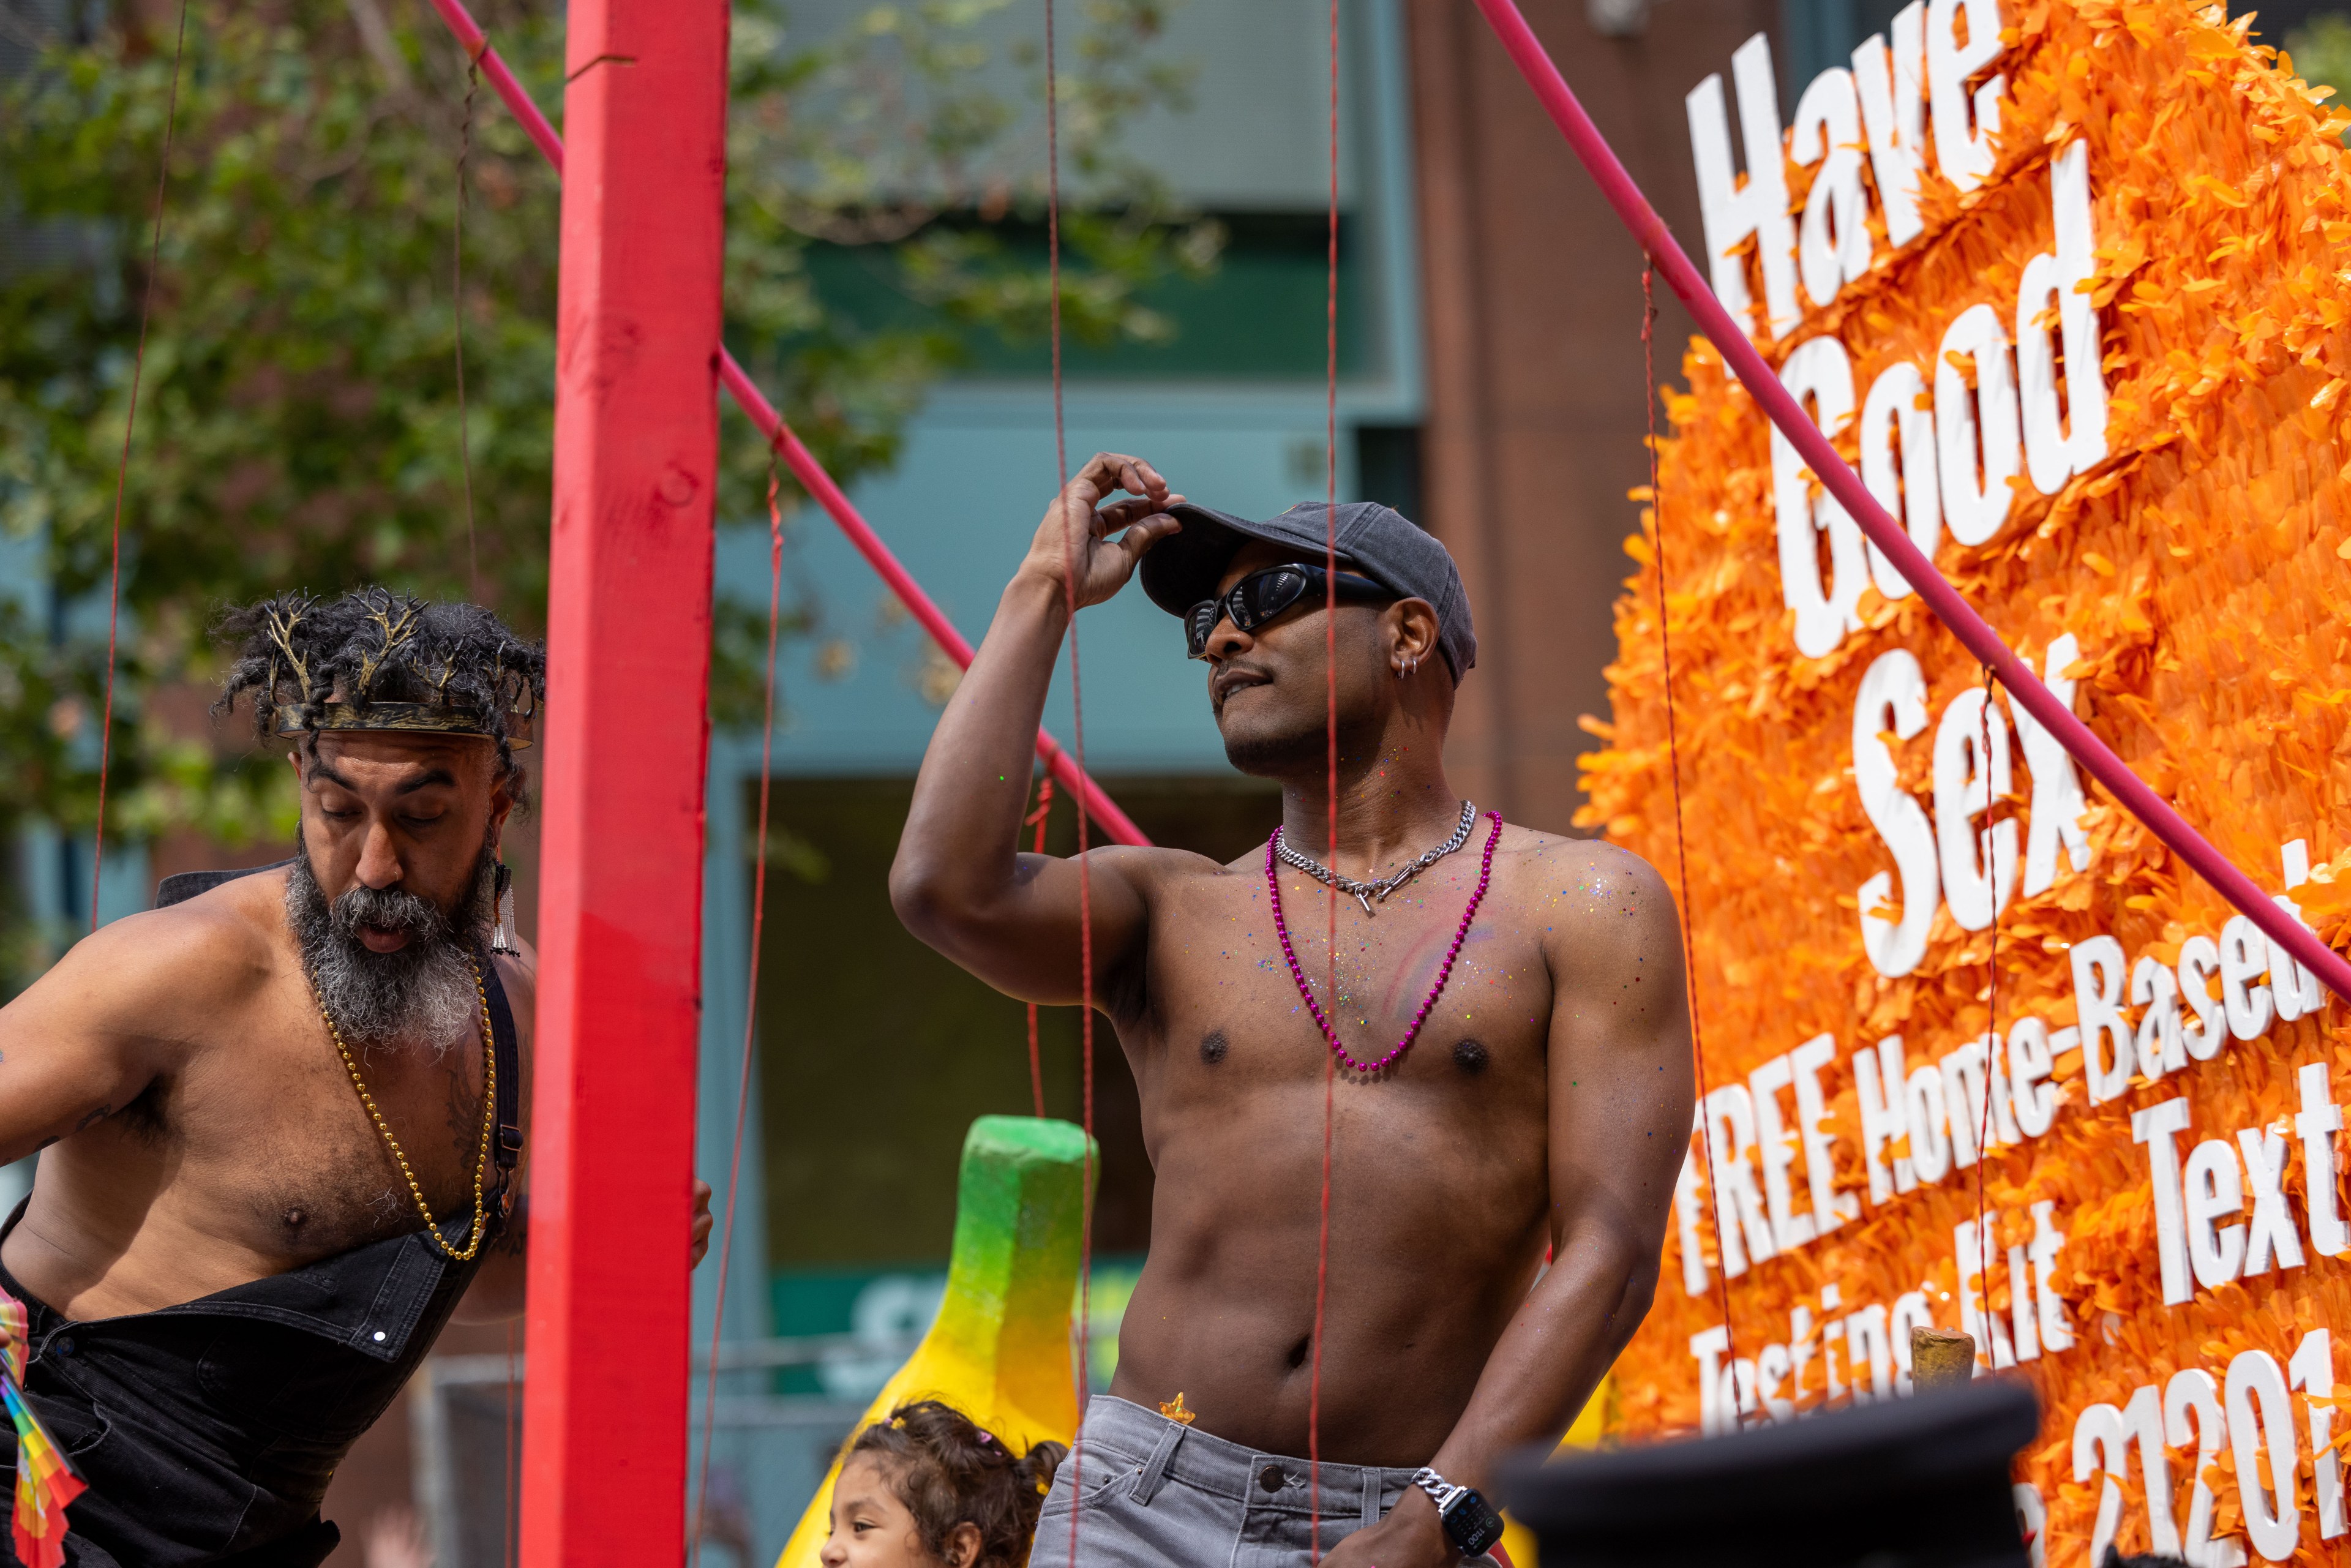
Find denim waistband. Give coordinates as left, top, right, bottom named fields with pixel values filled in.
left=1071, top=1395, right=1420, bottom=1517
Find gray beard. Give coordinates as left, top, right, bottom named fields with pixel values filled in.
left=287, top=845, right=495, bottom=1057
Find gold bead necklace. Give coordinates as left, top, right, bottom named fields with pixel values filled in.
left=309, top=955, right=498, bottom=1262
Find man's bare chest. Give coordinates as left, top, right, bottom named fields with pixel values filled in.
left=159, top=999, right=495, bottom=1262
left=1140, top=871, right=1555, bottom=1087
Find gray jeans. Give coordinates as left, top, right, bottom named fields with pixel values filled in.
left=1027, top=1395, right=1499, bottom=1568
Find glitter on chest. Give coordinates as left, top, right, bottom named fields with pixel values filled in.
left=1264, top=812, right=1504, bottom=1074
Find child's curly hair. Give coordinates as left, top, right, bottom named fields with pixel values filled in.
left=847, top=1400, right=1067, bottom=1567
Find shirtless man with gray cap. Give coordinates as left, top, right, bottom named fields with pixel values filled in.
left=891, top=453, right=1693, bottom=1568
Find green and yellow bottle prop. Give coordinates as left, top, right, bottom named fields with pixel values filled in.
left=775, top=1115, right=1094, bottom=1568
left=771, top=1111, right=1605, bottom=1568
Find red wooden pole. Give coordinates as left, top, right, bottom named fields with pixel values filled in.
left=523, top=2, right=730, bottom=1562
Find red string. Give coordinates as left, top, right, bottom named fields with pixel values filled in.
left=89, top=0, right=192, bottom=934
left=1025, top=776, right=1056, bottom=1119
left=1975, top=664, right=1999, bottom=1354
left=1641, top=267, right=1741, bottom=1403
left=1309, top=0, right=1339, bottom=1554
left=502, top=1321, right=517, bottom=1568
left=1043, top=6, right=1099, bottom=1560
left=454, top=59, right=481, bottom=599
left=687, top=459, right=789, bottom=1567
left=448, top=42, right=509, bottom=1568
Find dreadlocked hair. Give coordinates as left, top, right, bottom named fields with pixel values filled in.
left=213, top=588, right=547, bottom=806
left=847, top=1400, right=1066, bottom=1568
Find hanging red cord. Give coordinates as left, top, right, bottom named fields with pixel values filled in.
left=1308, top=0, right=1340, bottom=1556
left=1041, top=6, right=1100, bottom=1561
left=502, top=1320, right=517, bottom=1568
left=1640, top=267, right=1742, bottom=1406
left=1025, top=776, right=1056, bottom=1119
left=1974, top=664, right=1999, bottom=1353
left=454, top=54, right=483, bottom=599
left=446, top=47, right=522, bottom=1564
left=88, top=0, right=192, bottom=934
left=686, top=458, right=789, bottom=1568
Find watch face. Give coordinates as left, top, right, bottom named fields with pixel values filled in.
left=1443, top=1489, right=1507, bottom=1556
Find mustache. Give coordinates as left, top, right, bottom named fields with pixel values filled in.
left=1210, top=659, right=1274, bottom=706
left=330, top=881, right=452, bottom=944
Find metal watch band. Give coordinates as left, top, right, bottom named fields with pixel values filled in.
left=1411, top=1465, right=1468, bottom=1516
left=1412, top=1466, right=1509, bottom=1558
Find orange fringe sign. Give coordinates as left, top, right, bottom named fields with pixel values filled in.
left=1584, top=1, right=2351, bottom=1563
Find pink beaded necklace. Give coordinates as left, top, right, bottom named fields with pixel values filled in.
left=1264, top=811, right=1504, bottom=1074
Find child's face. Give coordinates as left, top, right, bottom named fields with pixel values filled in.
left=820, top=1455, right=981, bottom=1568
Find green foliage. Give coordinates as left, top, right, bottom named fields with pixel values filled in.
left=0, top=0, right=1207, bottom=985
left=2285, top=12, right=2351, bottom=138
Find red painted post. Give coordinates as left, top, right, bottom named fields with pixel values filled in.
left=523, top=2, right=730, bottom=1562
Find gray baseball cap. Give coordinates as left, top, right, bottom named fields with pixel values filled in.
left=1139, top=500, right=1477, bottom=678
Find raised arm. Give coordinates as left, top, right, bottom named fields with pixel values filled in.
left=890, top=452, right=1193, bottom=1005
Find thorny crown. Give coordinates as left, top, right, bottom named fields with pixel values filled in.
left=215, top=588, right=547, bottom=787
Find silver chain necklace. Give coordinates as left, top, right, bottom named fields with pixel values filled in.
left=1272, top=799, right=1479, bottom=916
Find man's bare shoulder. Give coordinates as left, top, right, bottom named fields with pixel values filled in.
left=168, top=865, right=293, bottom=956
left=1079, top=841, right=1237, bottom=890
left=8, top=868, right=288, bottom=1046
left=1496, top=825, right=1660, bottom=882
left=1494, top=828, right=1678, bottom=959
left=105, top=868, right=287, bottom=992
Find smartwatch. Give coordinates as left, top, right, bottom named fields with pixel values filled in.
left=1410, top=1466, right=1509, bottom=1558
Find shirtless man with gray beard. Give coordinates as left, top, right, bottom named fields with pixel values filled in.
left=891, top=454, right=1695, bottom=1568
left=0, top=590, right=710, bottom=1566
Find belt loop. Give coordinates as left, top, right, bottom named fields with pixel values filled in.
left=1131, top=1415, right=1186, bottom=1506
left=1362, top=1467, right=1383, bottom=1529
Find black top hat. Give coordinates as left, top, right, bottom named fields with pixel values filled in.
left=1502, top=1379, right=2039, bottom=1568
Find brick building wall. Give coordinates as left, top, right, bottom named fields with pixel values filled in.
left=1411, top=0, right=1777, bottom=833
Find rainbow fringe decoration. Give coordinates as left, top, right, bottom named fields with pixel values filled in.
left=0, top=1297, right=83, bottom=1568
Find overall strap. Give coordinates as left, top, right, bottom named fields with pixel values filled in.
left=156, top=859, right=293, bottom=908
left=478, top=954, right=525, bottom=1204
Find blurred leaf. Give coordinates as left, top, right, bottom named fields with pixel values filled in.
left=2285, top=12, right=2351, bottom=141
left=759, top=827, right=831, bottom=886
left=0, top=0, right=1201, bottom=989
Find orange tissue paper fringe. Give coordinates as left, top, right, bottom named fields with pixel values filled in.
left=1583, top=1, right=2351, bottom=1564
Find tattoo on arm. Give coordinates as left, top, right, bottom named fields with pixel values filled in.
left=492, top=1194, right=530, bottom=1257
left=73, top=1105, right=113, bottom=1133
left=445, top=1070, right=486, bottom=1166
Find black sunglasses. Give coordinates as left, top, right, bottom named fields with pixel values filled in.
left=1186, top=562, right=1392, bottom=659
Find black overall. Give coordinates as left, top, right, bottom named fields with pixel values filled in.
left=0, top=864, right=523, bottom=1567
